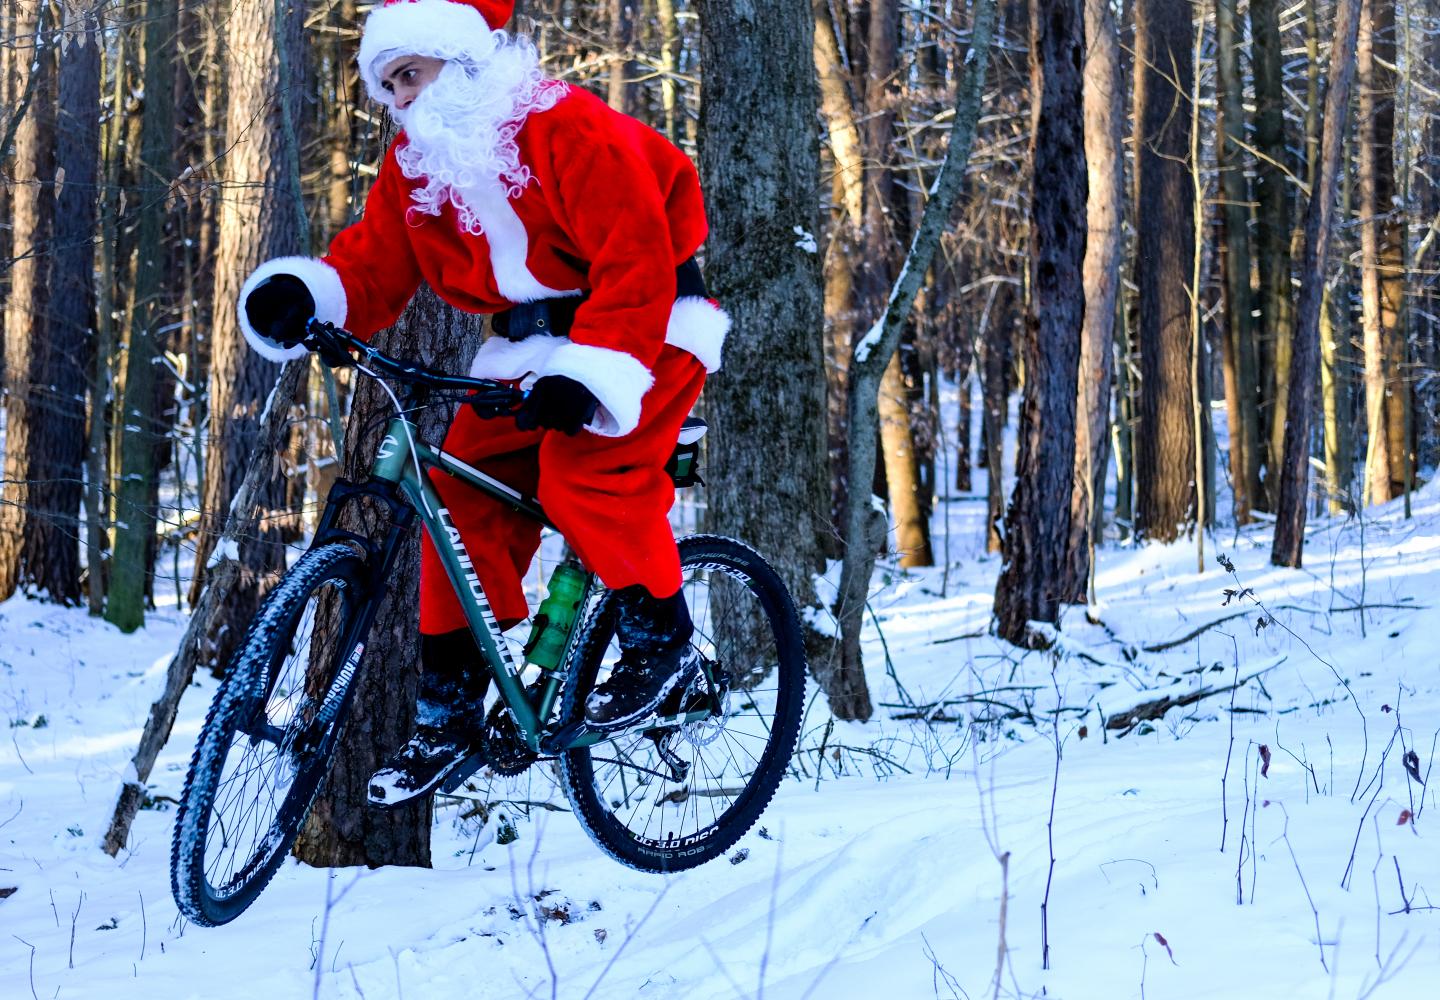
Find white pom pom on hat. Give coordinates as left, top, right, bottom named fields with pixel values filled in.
left=357, top=0, right=516, bottom=104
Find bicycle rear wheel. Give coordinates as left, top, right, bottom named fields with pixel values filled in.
left=171, top=543, right=373, bottom=926
left=557, top=535, right=805, bottom=872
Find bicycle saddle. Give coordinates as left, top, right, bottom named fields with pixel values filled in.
left=677, top=416, right=707, bottom=446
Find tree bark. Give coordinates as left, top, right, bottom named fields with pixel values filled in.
left=994, top=0, right=1086, bottom=644
left=107, top=0, right=181, bottom=631
left=1132, top=0, right=1196, bottom=542
left=607, top=0, right=637, bottom=115
left=1214, top=0, right=1262, bottom=525
left=856, top=0, right=932, bottom=568
left=1323, top=140, right=1357, bottom=512
left=0, top=2, right=77, bottom=603
left=831, top=0, right=997, bottom=720
left=814, top=0, right=865, bottom=555
left=1273, top=0, right=1363, bottom=567
left=695, top=0, right=830, bottom=626
left=1062, top=0, right=1122, bottom=602
left=295, top=291, right=483, bottom=868
left=1251, top=0, right=1295, bottom=508
left=188, top=0, right=307, bottom=666
left=981, top=289, right=1012, bottom=553
left=1358, top=0, right=1406, bottom=505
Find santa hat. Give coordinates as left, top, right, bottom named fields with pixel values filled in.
left=358, top=0, right=515, bottom=104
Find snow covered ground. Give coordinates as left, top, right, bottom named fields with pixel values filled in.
left=3, top=475, right=1440, bottom=999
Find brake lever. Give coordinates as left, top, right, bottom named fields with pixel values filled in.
left=303, top=319, right=354, bottom=369
left=469, top=386, right=529, bottom=419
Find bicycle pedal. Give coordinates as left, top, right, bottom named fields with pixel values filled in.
left=439, top=751, right=489, bottom=795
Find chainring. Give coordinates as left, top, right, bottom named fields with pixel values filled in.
left=482, top=698, right=539, bottom=777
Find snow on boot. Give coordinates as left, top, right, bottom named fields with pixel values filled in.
left=367, top=724, right=483, bottom=807
left=585, top=586, right=701, bottom=731
left=368, top=630, right=489, bottom=807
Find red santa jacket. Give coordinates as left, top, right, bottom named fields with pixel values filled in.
left=238, top=85, right=728, bottom=437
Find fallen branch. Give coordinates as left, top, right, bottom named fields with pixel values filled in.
left=1142, top=602, right=1425, bottom=653
left=1106, top=665, right=1279, bottom=735
left=101, top=359, right=308, bottom=857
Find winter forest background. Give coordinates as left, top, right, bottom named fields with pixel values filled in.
left=3, top=0, right=1440, bottom=997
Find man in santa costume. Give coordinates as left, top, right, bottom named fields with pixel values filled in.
left=238, top=0, right=729, bottom=805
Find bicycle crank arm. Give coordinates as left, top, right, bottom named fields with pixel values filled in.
left=437, top=751, right=490, bottom=795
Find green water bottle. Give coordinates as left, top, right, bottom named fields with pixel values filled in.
left=523, top=562, right=587, bottom=671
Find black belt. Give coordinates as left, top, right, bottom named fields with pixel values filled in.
left=491, top=257, right=707, bottom=342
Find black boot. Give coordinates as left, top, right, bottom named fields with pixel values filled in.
left=584, top=586, right=701, bottom=730
left=368, top=630, right=490, bottom=807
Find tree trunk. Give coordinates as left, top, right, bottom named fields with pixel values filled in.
left=814, top=0, right=865, bottom=555
left=189, top=0, right=307, bottom=667
left=607, top=0, right=637, bottom=114
left=1063, top=0, right=1123, bottom=602
left=46, top=2, right=101, bottom=599
left=1273, top=0, right=1363, bottom=567
left=655, top=0, right=681, bottom=142
left=1133, top=0, right=1196, bottom=542
left=1114, top=290, right=1136, bottom=536
left=853, top=0, right=932, bottom=568
left=295, top=291, right=483, bottom=867
left=1323, top=139, right=1357, bottom=512
left=831, top=0, right=997, bottom=720
left=1358, top=0, right=1406, bottom=505
left=107, top=0, right=178, bottom=630
left=1214, top=0, right=1262, bottom=525
left=994, top=0, right=1085, bottom=644
left=0, top=2, right=72, bottom=602
left=695, top=0, right=830, bottom=629
left=0, top=0, right=14, bottom=329
left=1251, top=0, right=1295, bottom=508
left=981, top=292, right=1011, bottom=553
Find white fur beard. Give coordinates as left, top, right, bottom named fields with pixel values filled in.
left=393, top=51, right=563, bottom=231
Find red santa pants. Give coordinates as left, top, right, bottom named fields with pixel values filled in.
left=418, top=345, right=706, bottom=634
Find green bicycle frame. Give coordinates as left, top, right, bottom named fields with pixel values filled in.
left=368, top=413, right=712, bottom=753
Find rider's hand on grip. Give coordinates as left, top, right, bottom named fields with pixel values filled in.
left=513, top=375, right=599, bottom=435
left=245, top=274, right=315, bottom=348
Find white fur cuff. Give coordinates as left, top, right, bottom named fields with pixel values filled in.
left=468, top=332, right=560, bottom=382
left=665, top=297, right=730, bottom=373
left=541, top=342, right=654, bottom=438
left=238, top=256, right=348, bottom=363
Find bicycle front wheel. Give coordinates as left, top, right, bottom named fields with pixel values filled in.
left=557, top=535, right=806, bottom=872
left=171, top=543, right=373, bottom=926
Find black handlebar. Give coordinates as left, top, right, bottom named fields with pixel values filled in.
left=304, top=319, right=526, bottom=415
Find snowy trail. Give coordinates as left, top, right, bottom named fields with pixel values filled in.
left=4, top=486, right=1440, bottom=998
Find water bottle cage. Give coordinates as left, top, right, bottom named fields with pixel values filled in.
left=666, top=441, right=704, bottom=488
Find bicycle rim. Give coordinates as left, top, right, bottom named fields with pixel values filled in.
left=559, top=536, right=804, bottom=871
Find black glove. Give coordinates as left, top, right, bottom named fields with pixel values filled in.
left=513, top=375, right=600, bottom=435
left=244, top=274, right=315, bottom=348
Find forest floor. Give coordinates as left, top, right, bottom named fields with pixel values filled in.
left=3, top=476, right=1440, bottom=999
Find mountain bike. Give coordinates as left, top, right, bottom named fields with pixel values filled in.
left=170, top=321, right=806, bottom=927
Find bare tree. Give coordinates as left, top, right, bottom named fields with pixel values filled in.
left=831, top=0, right=997, bottom=719
left=1273, top=0, right=1364, bottom=567
left=1063, top=0, right=1124, bottom=601
left=994, top=0, right=1086, bottom=642
left=695, top=0, right=830, bottom=644
left=1214, top=0, right=1262, bottom=524
left=187, top=0, right=307, bottom=665
left=1, top=1, right=79, bottom=603
left=106, top=0, right=178, bottom=630
left=1359, top=0, right=1407, bottom=505
left=295, top=290, right=482, bottom=868
left=1251, top=0, right=1294, bottom=506
left=1132, top=0, right=1196, bottom=542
